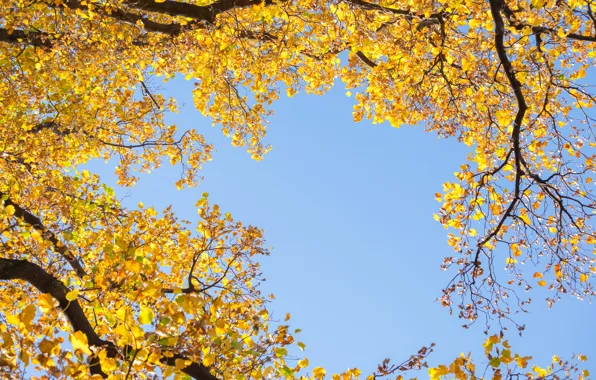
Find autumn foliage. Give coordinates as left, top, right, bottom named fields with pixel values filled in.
left=0, top=0, right=595, bottom=378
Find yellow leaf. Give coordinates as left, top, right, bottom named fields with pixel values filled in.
left=519, top=211, right=531, bottom=225
left=66, top=290, right=79, bottom=301
left=20, top=304, right=37, bottom=328
left=38, top=339, right=56, bottom=354
left=6, top=313, right=19, bottom=326
left=114, top=324, right=132, bottom=345
left=39, top=293, right=58, bottom=313
left=138, top=306, right=154, bottom=325
left=100, top=357, right=118, bottom=372
left=313, top=367, right=326, bottom=379
left=484, top=335, right=500, bottom=353
left=125, top=260, right=142, bottom=273
left=532, top=0, right=546, bottom=7
left=202, top=353, right=215, bottom=367
left=5, top=205, right=15, bottom=216
left=429, top=365, right=449, bottom=379
left=175, top=358, right=190, bottom=370
left=554, top=263, right=563, bottom=279
left=533, top=365, right=547, bottom=377
left=70, top=331, right=92, bottom=355
left=19, top=350, right=29, bottom=366
left=516, top=356, right=531, bottom=369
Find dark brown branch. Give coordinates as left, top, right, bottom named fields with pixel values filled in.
left=0, top=28, right=53, bottom=48
left=1, top=192, right=87, bottom=278
left=12, top=0, right=283, bottom=42
left=105, top=0, right=281, bottom=34
left=344, top=0, right=442, bottom=19
left=140, top=81, right=161, bottom=109
left=0, top=258, right=109, bottom=347
left=237, top=30, right=278, bottom=42
left=46, top=0, right=282, bottom=36
left=471, top=0, right=529, bottom=269
left=122, top=0, right=278, bottom=23
left=58, top=0, right=185, bottom=35
left=110, top=10, right=184, bottom=35
left=371, top=344, right=434, bottom=378
left=0, top=258, right=218, bottom=380
left=28, top=121, right=72, bottom=136
left=355, top=51, right=378, bottom=68
left=564, top=31, right=596, bottom=42
left=161, top=354, right=219, bottom=379
left=501, top=4, right=596, bottom=43
left=518, top=25, right=596, bottom=43
left=27, top=120, right=189, bottom=151
left=489, top=0, right=527, bottom=194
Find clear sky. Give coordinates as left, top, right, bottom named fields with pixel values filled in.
left=88, top=77, right=595, bottom=376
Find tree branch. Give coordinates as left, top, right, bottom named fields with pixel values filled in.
left=0, top=258, right=218, bottom=380
left=57, top=0, right=281, bottom=36
left=58, top=0, right=186, bottom=35
left=501, top=3, right=596, bottom=43
left=0, top=258, right=107, bottom=346
left=122, top=0, right=278, bottom=23
left=470, top=0, right=528, bottom=270
left=1, top=192, right=87, bottom=279
left=355, top=51, right=378, bottom=68
left=0, top=28, right=53, bottom=48
left=344, top=0, right=442, bottom=19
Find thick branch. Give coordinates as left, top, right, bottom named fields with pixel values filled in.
left=58, top=0, right=185, bottom=35
left=489, top=0, right=527, bottom=193
left=355, top=51, right=377, bottom=67
left=109, top=9, right=184, bottom=35
left=0, top=28, right=53, bottom=48
left=471, top=0, right=529, bottom=268
left=9, top=0, right=283, bottom=43
left=490, top=0, right=527, bottom=116
left=122, top=0, right=277, bottom=23
left=344, top=0, right=442, bottom=19
left=501, top=4, right=596, bottom=43
left=1, top=192, right=87, bottom=278
left=45, top=0, right=281, bottom=36
left=28, top=121, right=72, bottom=135
left=564, top=31, right=596, bottom=42
left=0, top=258, right=107, bottom=346
left=161, top=354, right=219, bottom=380
left=0, top=258, right=218, bottom=380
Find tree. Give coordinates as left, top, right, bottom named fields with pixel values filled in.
left=0, top=0, right=594, bottom=378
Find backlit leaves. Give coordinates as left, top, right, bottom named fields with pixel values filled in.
left=429, top=335, right=586, bottom=380
left=1, top=0, right=596, bottom=378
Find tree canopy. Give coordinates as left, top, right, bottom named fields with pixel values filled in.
left=0, top=0, right=594, bottom=378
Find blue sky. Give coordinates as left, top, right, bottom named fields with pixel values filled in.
left=89, top=77, right=595, bottom=376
